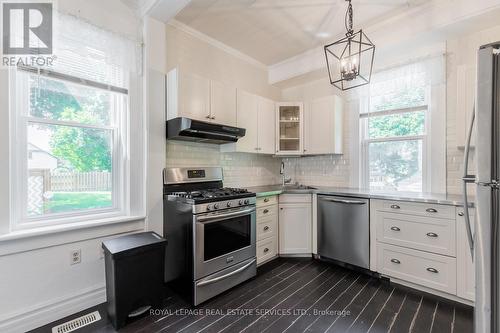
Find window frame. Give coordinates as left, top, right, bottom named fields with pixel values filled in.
left=360, top=104, right=429, bottom=192
left=10, top=67, right=129, bottom=230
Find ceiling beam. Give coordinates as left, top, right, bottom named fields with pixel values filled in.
left=269, top=0, right=500, bottom=85
left=146, top=0, right=192, bottom=22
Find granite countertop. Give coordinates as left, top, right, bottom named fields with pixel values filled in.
left=246, top=184, right=473, bottom=207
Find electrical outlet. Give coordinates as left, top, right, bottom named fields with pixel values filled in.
left=71, top=249, right=81, bottom=265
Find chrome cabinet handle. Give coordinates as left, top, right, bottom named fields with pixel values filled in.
left=263, top=248, right=269, bottom=253
left=264, top=198, right=270, bottom=202
left=390, top=226, right=401, bottom=232
left=426, top=267, right=439, bottom=273
left=197, top=207, right=255, bottom=223
left=320, top=198, right=366, bottom=205
left=426, top=232, right=438, bottom=238
left=458, top=212, right=464, bottom=216
left=390, top=204, right=400, bottom=209
left=197, top=259, right=256, bottom=286
left=426, top=208, right=438, bottom=213
left=263, top=226, right=270, bottom=231
left=263, top=209, right=269, bottom=214
left=391, top=259, right=401, bottom=264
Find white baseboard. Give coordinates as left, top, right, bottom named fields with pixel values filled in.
left=0, top=286, right=106, bottom=333
left=388, top=276, right=474, bottom=307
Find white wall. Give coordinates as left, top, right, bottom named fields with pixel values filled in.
left=0, top=1, right=146, bottom=332
left=144, top=17, right=167, bottom=237
left=166, top=22, right=281, bottom=100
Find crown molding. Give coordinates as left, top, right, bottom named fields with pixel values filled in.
left=167, top=19, right=268, bottom=70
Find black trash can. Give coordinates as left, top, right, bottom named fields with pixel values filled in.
left=102, top=232, right=167, bottom=329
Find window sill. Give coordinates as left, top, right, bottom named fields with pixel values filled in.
left=0, top=215, right=146, bottom=256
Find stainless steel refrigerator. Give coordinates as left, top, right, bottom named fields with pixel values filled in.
left=463, top=42, right=500, bottom=333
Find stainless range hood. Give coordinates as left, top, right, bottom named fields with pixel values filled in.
left=166, top=117, right=246, bottom=144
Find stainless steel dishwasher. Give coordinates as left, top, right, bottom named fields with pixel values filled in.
left=317, top=195, right=369, bottom=269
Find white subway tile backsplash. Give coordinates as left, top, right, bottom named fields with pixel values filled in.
left=166, top=141, right=282, bottom=187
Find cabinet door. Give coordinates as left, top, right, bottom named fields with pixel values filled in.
left=235, top=90, right=258, bottom=153
left=456, top=208, right=475, bottom=301
left=276, top=103, right=303, bottom=155
left=210, top=80, right=236, bottom=126
left=304, top=95, right=343, bottom=155
left=178, top=71, right=211, bottom=121
left=279, top=203, right=312, bottom=254
left=258, top=97, right=275, bottom=154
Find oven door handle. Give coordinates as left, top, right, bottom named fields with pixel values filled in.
left=197, top=259, right=256, bottom=287
left=196, top=207, right=256, bottom=223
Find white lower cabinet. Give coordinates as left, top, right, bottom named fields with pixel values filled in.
left=377, top=243, right=457, bottom=294
left=278, top=195, right=312, bottom=254
left=372, top=199, right=474, bottom=304
left=456, top=207, right=475, bottom=301
left=256, top=196, right=279, bottom=266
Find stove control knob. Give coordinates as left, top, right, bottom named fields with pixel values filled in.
left=213, top=203, right=220, bottom=210
left=238, top=200, right=244, bottom=206
left=206, top=205, right=212, bottom=211
left=244, top=199, right=250, bottom=205
left=227, top=201, right=232, bottom=207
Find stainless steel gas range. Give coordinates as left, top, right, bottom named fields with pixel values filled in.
left=163, top=167, right=256, bottom=305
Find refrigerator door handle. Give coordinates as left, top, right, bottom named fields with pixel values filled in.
left=462, top=105, right=476, bottom=258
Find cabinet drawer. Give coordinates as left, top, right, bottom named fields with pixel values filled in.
left=257, top=237, right=277, bottom=265
left=377, top=200, right=455, bottom=220
left=279, top=194, right=312, bottom=203
left=257, top=216, right=277, bottom=241
left=257, top=195, right=278, bottom=207
left=377, top=243, right=456, bottom=294
left=376, top=212, right=456, bottom=256
left=257, top=205, right=278, bottom=219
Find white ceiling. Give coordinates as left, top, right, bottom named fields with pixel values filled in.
left=174, top=0, right=430, bottom=65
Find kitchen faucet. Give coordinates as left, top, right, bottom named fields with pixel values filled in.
left=280, top=162, right=292, bottom=186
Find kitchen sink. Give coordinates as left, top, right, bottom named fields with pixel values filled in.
left=282, top=184, right=317, bottom=191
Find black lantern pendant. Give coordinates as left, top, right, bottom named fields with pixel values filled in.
left=324, top=0, right=375, bottom=90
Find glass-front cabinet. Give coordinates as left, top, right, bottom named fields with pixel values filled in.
left=275, top=102, right=304, bottom=155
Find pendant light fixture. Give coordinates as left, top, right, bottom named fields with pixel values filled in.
left=324, top=0, right=375, bottom=90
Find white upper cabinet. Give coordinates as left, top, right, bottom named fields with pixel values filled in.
left=166, top=68, right=237, bottom=126
left=167, top=68, right=210, bottom=122
left=222, top=90, right=275, bottom=154
left=210, top=80, right=237, bottom=126
left=257, top=97, right=276, bottom=154
left=275, top=102, right=304, bottom=155
left=234, top=89, right=259, bottom=153
left=304, top=95, right=343, bottom=155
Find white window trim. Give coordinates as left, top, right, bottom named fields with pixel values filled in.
left=360, top=104, right=429, bottom=192
left=9, top=68, right=130, bottom=231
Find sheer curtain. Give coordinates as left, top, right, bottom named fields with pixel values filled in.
left=46, top=11, right=142, bottom=89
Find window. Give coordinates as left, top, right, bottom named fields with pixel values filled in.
left=360, top=61, right=432, bottom=192
left=12, top=68, right=128, bottom=225
left=10, top=12, right=140, bottom=229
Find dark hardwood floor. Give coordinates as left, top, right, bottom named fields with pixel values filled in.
left=31, top=258, right=473, bottom=333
